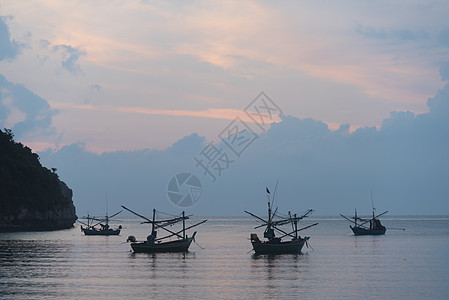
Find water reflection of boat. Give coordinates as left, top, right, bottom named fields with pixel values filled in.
left=245, top=186, right=318, bottom=255
left=122, top=205, right=207, bottom=253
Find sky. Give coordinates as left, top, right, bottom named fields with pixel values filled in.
left=1, top=1, right=449, bottom=216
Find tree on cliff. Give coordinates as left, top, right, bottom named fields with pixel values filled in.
left=0, top=128, right=77, bottom=231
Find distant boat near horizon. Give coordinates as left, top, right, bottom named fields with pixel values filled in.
left=78, top=210, right=122, bottom=236
left=340, top=192, right=404, bottom=235
left=122, top=205, right=207, bottom=253
left=340, top=208, right=387, bottom=235
left=245, top=185, right=318, bottom=255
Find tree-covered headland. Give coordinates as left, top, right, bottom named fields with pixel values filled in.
left=0, top=129, right=77, bottom=231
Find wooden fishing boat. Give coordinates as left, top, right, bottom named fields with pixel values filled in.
left=122, top=205, right=206, bottom=253
left=129, top=232, right=196, bottom=253
left=79, top=210, right=122, bottom=236
left=82, top=226, right=121, bottom=236
left=342, top=209, right=388, bottom=235
left=342, top=208, right=387, bottom=235
left=340, top=192, right=387, bottom=236
left=245, top=186, right=318, bottom=255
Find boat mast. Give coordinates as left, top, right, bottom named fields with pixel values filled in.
left=105, top=192, right=108, bottom=228
left=370, top=191, right=376, bottom=220
left=182, top=211, right=186, bottom=239
left=288, top=211, right=294, bottom=232
left=294, top=213, right=298, bottom=239
left=263, top=188, right=276, bottom=241
left=354, top=208, right=357, bottom=227
left=152, top=208, right=156, bottom=236
left=267, top=195, right=272, bottom=230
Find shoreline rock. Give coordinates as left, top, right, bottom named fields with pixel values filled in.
left=0, top=129, right=78, bottom=232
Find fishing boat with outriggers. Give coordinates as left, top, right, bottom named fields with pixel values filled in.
left=245, top=186, right=318, bottom=255
left=78, top=210, right=122, bottom=236
left=340, top=208, right=387, bottom=235
left=122, top=205, right=207, bottom=253
left=340, top=192, right=388, bottom=235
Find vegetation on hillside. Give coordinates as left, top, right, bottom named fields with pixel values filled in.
left=0, top=128, right=76, bottom=230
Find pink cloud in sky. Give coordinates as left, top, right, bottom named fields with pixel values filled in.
left=1, top=1, right=449, bottom=152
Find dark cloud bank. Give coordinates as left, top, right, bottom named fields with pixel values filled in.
left=0, top=16, right=20, bottom=61
left=37, top=83, right=449, bottom=216
left=0, top=17, right=55, bottom=138
left=0, top=75, right=55, bottom=138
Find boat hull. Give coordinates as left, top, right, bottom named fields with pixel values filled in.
left=251, top=238, right=308, bottom=254
left=131, top=237, right=194, bottom=253
left=82, top=228, right=121, bottom=236
left=350, top=226, right=386, bottom=236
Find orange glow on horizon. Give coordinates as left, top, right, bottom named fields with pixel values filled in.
left=51, top=102, right=282, bottom=124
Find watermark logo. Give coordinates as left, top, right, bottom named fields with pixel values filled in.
left=218, top=117, right=258, bottom=157
left=194, top=92, right=282, bottom=183
left=167, top=92, right=282, bottom=207
left=167, top=173, right=202, bottom=208
left=244, top=92, right=283, bottom=132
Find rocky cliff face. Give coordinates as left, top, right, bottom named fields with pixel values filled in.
left=0, top=182, right=77, bottom=231
left=0, top=129, right=78, bottom=231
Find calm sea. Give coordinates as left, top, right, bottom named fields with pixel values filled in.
left=0, top=216, right=448, bottom=299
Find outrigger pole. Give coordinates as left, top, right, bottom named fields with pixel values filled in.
left=89, top=210, right=122, bottom=228
left=340, top=210, right=388, bottom=229
left=154, top=219, right=208, bottom=242
left=121, top=205, right=207, bottom=241
left=121, top=205, right=184, bottom=239
left=356, top=210, right=388, bottom=228
left=245, top=210, right=299, bottom=239
left=278, top=222, right=319, bottom=239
